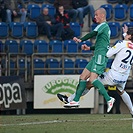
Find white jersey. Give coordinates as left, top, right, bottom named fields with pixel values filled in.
left=106, top=40, right=133, bottom=75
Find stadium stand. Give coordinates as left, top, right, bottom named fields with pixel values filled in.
left=114, top=4, right=128, bottom=20
left=18, top=58, right=27, bottom=76
left=33, top=58, right=45, bottom=75
left=0, top=22, right=9, bottom=38
left=20, top=40, right=34, bottom=55
left=34, top=40, right=49, bottom=53
left=100, top=4, right=113, bottom=20
left=46, top=58, right=60, bottom=74
left=50, top=40, right=63, bottom=53
left=9, top=22, right=24, bottom=38
left=24, top=22, right=38, bottom=38
left=129, top=4, right=133, bottom=20
left=122, top=22, right=133, bottom=28
left=5, top=40, right=19, bottom=53
left=108, top=22, right=120, bottom=38
left=75, top=59, right=88, bottom=74
left=70, top=22, right=81, bottom=37
left=27, top=4, right=41, bottom=20
left=64, top=40, right=78, bottom=53
left=63, top=58, right=75, bottom=74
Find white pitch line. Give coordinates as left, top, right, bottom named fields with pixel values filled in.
left=0, top=118, right=132, bottom=127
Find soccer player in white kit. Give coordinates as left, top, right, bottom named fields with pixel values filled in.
left=57, top=26, right=133, bottom=116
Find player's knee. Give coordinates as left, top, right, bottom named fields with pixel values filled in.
left=86, top=81, right=93, bottom=90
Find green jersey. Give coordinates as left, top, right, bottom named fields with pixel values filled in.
left=81, top=22, right=111, bottom=56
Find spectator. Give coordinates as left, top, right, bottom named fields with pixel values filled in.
left=0, top=0, right=7, bottom=22
left=72, top=0, right=95, bottom=28
left=55, top=5, right=74, bottom=40
left=6, top=0, right=27, bottom=23
left=36, top=8, right=63, bottom=41
left=54, top=0, right=78, bottom=22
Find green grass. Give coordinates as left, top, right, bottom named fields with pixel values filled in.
left=0, top=114, right=133, bottom=133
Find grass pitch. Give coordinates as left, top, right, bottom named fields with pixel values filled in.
left=0, top=114, right=133, bottom=133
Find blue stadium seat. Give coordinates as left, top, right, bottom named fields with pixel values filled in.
left=106, top=59, right=114, bottom=68
left=18, top=58, right=27, bottom=76
left=114, top=4, right=128, bottom=20
left=46, top=58, right=60, bottom=74
left=50, top=40, right=63, bottom=53
left=5, top=40, right=19, bottom=53
left=107, top=0, right=117, bottom=3
left=90, top=23, right=98, bottom=31
left=24, top=22, right=38, bottom=38
left=78, top=41, right=92, bottom=53
left=75, top=59, right=88, bottom=74
left=10, top=59, right=16, bottom=75
left=27, top=4, right=41, bottom=20
left=70, top=22, right=81, bottom=37
left=9, top=22, right=23, bottom=38
left=64, top=58, right=75, bottom=74
left=122, top=22, right=133, bottom=28
left=0, top=22, right=9, bottom=38
left=0, top=41, right=4, bottom=52
left=32, top=0, right=44, bottom=3
left=42, top=4, right=56, bottom=16
left=100, top=4, right=113, bottom=20
left=20, top=40, right=33, bottom=55
left=34, top=40, right=49, bottom=53
left=130, top=4, right=133, bottom=20
left=108, top=22, right=120, bottom=38
left=64, top=40, right=78, bottom=53
left=34, top=59, right=45, bottom=75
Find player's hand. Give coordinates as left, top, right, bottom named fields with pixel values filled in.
left=73, top=37, right=82, bottom=43
left=81, top=44, right=90, bottom=50
left=122, top=24, right=128, bottom=33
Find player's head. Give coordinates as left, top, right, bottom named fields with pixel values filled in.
left=125, top=28, right=133, bottom=42
left=94, top=8, right=106, bottom=24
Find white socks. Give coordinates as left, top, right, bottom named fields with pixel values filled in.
left=121, top=91, right=133, bottom=115
left=68, top=93, right=76, bottom=102
left=67, top=89, right=89, bottom=102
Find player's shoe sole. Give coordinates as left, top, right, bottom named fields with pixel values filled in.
left=64, top=101, right=80, bottom=108
left=107, top=97, right=115, bottom=113
left=57, top=93, right=68, bottom=104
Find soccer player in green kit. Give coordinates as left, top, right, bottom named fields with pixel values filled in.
left=64, top=8, right=115, bottom=112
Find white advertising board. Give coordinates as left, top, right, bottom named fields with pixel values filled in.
left=34, top=75, right=94, bottom=109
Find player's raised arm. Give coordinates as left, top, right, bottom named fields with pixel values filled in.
left=106, top=41, right=123, bottom=58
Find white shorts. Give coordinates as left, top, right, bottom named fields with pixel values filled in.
left=98, top=69, right=129, bottom=92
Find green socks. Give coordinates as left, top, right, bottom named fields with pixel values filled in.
left=92, top=79, right=111, bottom=102
left=73, top=80, right=87, bottom=102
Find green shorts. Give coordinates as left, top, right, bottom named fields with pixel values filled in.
left=86, top=54, right=108, bottom=75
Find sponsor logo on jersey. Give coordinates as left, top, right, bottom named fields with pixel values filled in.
left=113, top=79, right=126, bottom=84
left=127, top=42, right=133, bottom=49
left=120, top=63, right=130, bottom=70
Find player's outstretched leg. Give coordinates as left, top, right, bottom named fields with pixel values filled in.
left=64, top=80, right=87, bottom=107
left=92, top=79, right=115, bottom=112
left=57, top=88, right=90, bottom=105
left=120, top=91, right=133, bottom=116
